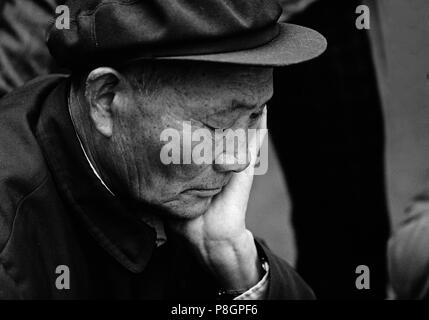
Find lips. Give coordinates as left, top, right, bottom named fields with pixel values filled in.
left=183, top=174, right=232, bottom=198
left=183, top=187, right=223, bottom=197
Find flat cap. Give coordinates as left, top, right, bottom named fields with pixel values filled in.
left=47, top=0, right=327, bottom=69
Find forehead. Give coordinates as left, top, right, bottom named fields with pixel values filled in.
left=166, top=62, right=274, bottom=114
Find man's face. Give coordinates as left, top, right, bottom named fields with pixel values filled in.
left=109, top=62, right=273, bottom=219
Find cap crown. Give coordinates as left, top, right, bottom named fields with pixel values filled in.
left=47, top=0, right=283, bottom=68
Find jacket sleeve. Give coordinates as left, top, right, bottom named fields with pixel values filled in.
left=255, top=238, right=315, bottom=300
left=0, top=262, right=21, bottom=299
left=388, top=202, right=429, bottom=300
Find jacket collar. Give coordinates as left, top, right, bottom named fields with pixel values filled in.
left=36, top=76, right=158, bottom=273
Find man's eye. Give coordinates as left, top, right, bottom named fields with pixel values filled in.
left=204, top=122, right=230, bottom=131
left=204, top=123, right=220, bottom=131
left=249, top=110, right=263, bottom=122
left=190, top=119, right=218, bottom=131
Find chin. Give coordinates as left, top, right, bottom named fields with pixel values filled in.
left=161, top=194, right=213, bottom=220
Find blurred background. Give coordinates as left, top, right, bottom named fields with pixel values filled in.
left=248, top=0, right=429, bottom=300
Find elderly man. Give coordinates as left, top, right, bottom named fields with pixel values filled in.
left=0, top=0, right=325, bottom=299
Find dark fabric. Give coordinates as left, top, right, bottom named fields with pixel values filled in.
left=47, top=0, right=282, bottom=68
left=0, top=75, right=314, bottom=299
left=0, top=0, right=63, bottom=98
left=269, top=0, right=390, bottom=299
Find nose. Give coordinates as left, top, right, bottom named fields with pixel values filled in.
left=213, top=153, right=251, bottom=173
left=213, top=141, right=251, bottom=173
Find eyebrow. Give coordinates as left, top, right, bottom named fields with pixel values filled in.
left=199, top=97, right=271, bottom=122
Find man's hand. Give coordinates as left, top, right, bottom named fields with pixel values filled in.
left=169, top=108, right=268, bottom=291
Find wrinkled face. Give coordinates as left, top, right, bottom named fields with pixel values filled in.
left=108, top=62, right=273, bottom=219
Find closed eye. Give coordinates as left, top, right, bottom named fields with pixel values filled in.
left=203, top=121, right=231, bottom=132
left=249, top=104, right=266, bottom=125
left=204, top=123, right=219, bottom=131
left=250, top=110, right=263, bottom=121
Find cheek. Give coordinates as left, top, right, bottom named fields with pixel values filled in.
left=157, top=114, right=211, bottom=178
left=156, top=137, right=211, bottom=181
left=134, top=117, right=209, bottom=198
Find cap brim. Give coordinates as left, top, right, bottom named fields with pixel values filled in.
left=156, top=23, right=327, bottom=67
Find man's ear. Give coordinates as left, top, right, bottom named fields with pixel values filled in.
left=85, top=67, right=126, bottom=137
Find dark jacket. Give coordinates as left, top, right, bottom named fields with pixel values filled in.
left=0, top=75, right=314, bottom=299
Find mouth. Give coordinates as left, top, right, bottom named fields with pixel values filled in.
left=182, top=187, right=223, bottom=198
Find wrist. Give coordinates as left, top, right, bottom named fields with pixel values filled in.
left=196, top=230, right=264, bottom=291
